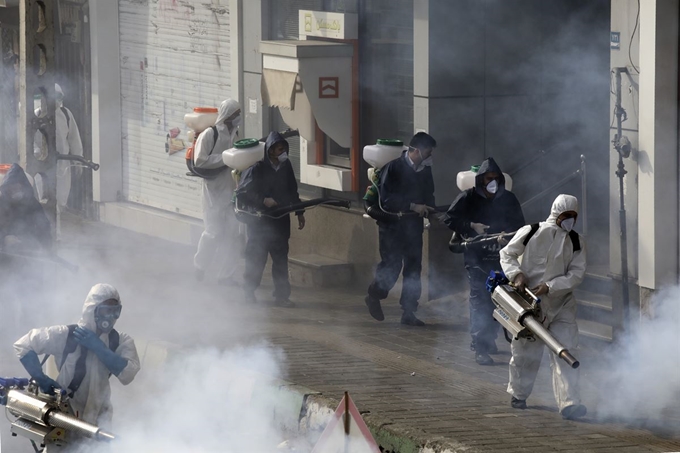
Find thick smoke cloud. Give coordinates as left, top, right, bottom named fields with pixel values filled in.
left=595, top=286, right=680, bottom=428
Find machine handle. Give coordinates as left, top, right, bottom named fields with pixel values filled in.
left=524, top=287, right=541, bottom=305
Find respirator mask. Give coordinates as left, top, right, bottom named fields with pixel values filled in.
left=94, top=304, right=122, bottom=333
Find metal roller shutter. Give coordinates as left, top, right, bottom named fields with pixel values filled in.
left=119, top=0, right=231, bottom=218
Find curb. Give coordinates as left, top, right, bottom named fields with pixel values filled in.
left=296, top=393, right=482, bottom=453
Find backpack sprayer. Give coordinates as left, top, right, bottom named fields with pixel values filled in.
left=485, top=271, right=580, bottom=369
left=0, top=377, right=115, bottom=452
left=227, top=129, right=352, bottom=223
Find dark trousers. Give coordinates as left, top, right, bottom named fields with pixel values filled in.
left=467, top=266, right=499, bottom=353
left=244, top=226, right=291, bottom=300
left=367, top=221, right=423, bottom=312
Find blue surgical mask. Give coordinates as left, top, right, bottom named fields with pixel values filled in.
left=231, top=115, right=241, bottom=128
left=486, top=180, right=498, bottom=194
left=561, top=218, right=575, bottom=232
left=422, top=156, right=433, bottom=167
left=277, top=152, right=288, bottom=164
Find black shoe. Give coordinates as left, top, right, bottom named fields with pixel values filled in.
left=401, top=311, right=425, bottom=326
left=472, top=341, right=498, bottom=353
left=195, top=269, right=205, bottom=282
left=244, top=292, right=257, bottom=304
left=475, top=352, right=494, bottom=366
left=561, top=404, right=587, bottom=420
left=364, top=296, right=384, bottom=321
left=511, top=397, right=527, bottom=410
left=274, top=298, right=296, bottom=308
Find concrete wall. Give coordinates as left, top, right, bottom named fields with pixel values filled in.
left=637, top=0, right=678, bottom=303
left=415, top=0, right=611, bottom=266
left=89, top=0, right=122, bottom=204
left=609, top=0, right=640, bottom=282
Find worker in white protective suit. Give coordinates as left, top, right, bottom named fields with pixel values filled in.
left=499, top=194, right=587, bottom=420
left=14, top=284, right=140, bottom=451
left=34, top=83, right=84, bottom=237
left=194, top=99, right=242, bottom=285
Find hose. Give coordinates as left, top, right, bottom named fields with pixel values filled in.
left=234, top=197, right=351, bottom=224
left=55, top=155, right=99, bottom=171
left=364, top=177, right=448, bottom=222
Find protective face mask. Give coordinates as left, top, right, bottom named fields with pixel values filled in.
left=486, top=180, right=498, bottom=194
left=561, top=217, right=575, bottom=232
left=277, top=152, right=288, bottom=163
left=421, top=156, right=433, bottom=167
left=95, top=305, right=121, bottom=333
left=230, top=115, right=242, bottom=128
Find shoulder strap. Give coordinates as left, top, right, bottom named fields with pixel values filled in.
left=60, top=106, right=70, bottom=129
left=568, top=230, right=581, bottom=252
left=65, top=328, right=120, bottom=397
left=187, top=126, right=225, bottom=179
left=521, top=223, right=581, bottom=252
left=209, top=126, right=218, bottom=155
left=522, top=223, right=540, bottom=246
left=59, top=325, right=78, bottom=370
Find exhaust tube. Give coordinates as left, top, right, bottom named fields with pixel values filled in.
left=559, top=350, right=580, bottom=369
left=523, top=317, right=579, bottom=369
left=48, top=411, right=115, bottom=441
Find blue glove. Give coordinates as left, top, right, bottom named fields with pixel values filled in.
left=74, top=327, right=128, bottom=376
left=73, top=326, right=107, bottom=353
left=19, top=351, right=61, bottom=395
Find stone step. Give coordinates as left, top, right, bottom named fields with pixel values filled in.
left=580, top=272, right=612, bottom=296
left=575, top=289, right=614, bottom=326
left=578, top=319, right=613, bottom=342
left=288, top=254, right=354, bottom=288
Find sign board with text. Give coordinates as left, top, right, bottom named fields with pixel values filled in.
left=299, top=10, right=358, bottom=40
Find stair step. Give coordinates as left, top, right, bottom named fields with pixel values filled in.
left=580, top=272, right=612, bottom=296
left=575, top=290, right=612, bottom=310
left=576, top=290, right=614, bottom=326
left=288, top=254, right=353, bottom=288
left=578, top=319, right=613, bottom=342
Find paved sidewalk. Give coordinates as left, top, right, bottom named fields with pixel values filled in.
left=1, top=217, right=678, bottom=452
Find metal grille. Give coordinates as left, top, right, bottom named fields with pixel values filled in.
left=119, top=0, right=231, bottom=218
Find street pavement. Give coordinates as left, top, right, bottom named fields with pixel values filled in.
left=0, top=216, right=678, bottom=452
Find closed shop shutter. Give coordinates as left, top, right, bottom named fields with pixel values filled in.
left=119, top=0, right=231, bottom=218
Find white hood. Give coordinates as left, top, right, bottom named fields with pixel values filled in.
left=215, top=99, right=240, bottom=128
left=77, top=283, right=121, bottom=332
left=546, top=194, right=579, bottom=225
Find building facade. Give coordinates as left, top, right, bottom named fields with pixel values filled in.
left=2, top=0, right=672, bottom=339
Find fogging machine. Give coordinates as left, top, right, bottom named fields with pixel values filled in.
left=0, top=377, right=115, bottom=451
left=485, top=271, right=580, bottom=369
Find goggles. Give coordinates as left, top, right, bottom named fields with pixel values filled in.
left=96, top=304, right=122, bottom=319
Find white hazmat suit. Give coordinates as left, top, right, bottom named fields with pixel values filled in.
left=14, top=284, right=140, bottom=450
left=35, top=83, right=84, bottom=208
left=499, top=194, right=587, bottom=412
left=194, top=99, right=241, bottom=282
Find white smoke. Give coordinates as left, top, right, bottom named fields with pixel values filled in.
left=595, top=286, right=680, bottom=425
left=105, top=345, right=291, bottom=453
